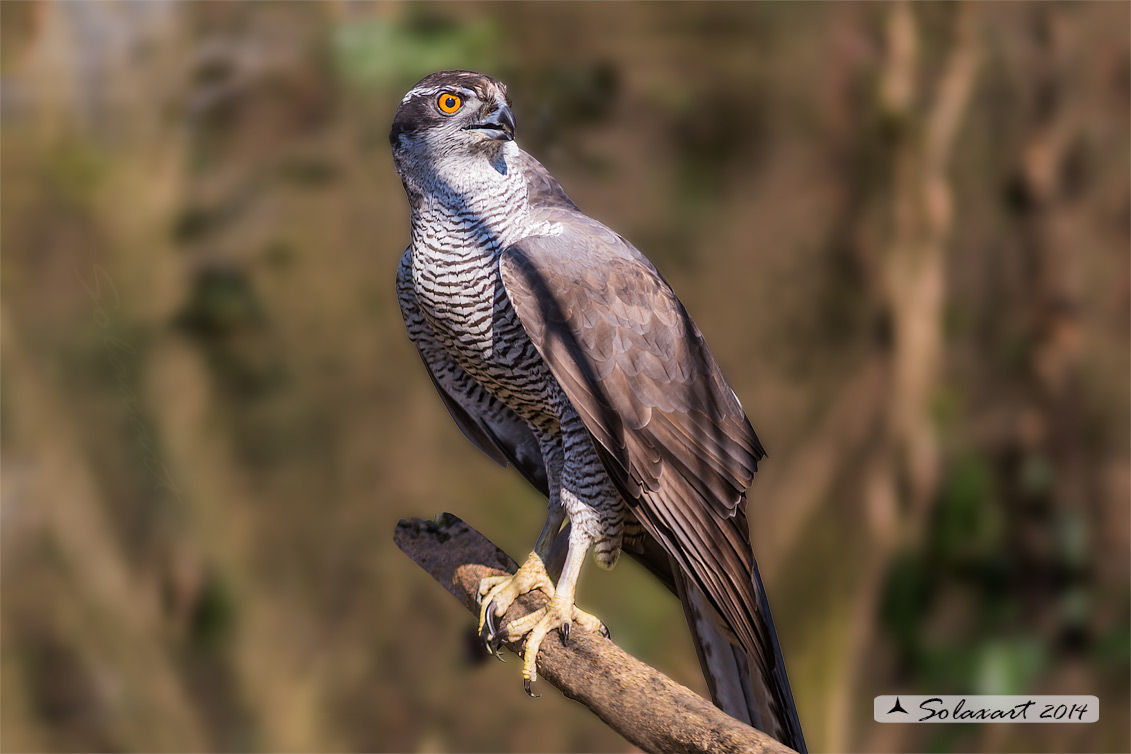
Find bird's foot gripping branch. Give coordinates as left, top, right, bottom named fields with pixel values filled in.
left=476, top=551, right=608, bottom=696
left=393, top=513, right=798, bottom=754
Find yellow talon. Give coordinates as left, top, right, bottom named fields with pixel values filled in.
left=477, top=552, right=555, bottom=641
left=476, top=547, right=609, bottom=696
left=512, top=597, right=606, bottom=692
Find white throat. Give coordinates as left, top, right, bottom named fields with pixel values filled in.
left=407, top=141, right=534, bottom=257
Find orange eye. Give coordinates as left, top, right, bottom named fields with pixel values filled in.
left=437, top=93, right=462, bottom=114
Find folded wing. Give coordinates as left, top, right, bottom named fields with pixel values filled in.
left=498, top=208, right=804, bottom=751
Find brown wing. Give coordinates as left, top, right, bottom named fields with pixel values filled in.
left=498, top=209, right=805, bottom=752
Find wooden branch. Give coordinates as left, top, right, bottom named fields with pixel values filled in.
left=394, top=514, right=797, bottom=754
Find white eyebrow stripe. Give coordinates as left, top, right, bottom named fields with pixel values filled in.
left=401, top=85, right=477, bottom=105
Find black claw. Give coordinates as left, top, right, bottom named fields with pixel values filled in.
left=560, top=621, right=571, bottom=644
left=486, top=626, right=506, bottom=655
left=484, top=602, right=498, bottom=637
left=524, top=678, right=541, bottom=698
left=475, top=590, right=483, bottom=606
left=480, top=613, right=497, bottom=653
left=599, top=624, right=611, bottom=640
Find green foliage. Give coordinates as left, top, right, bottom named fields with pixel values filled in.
left=331, top=13, right=502, bottom=88
left=189, top=575, right=236, bottom=651
left=1092, top=623, right=1131, bottom=669
left=973, top=638, right=1048, bottom=695
left=880, top=549, right=935, bottom=656
left=174, top=268, right=266, bottom=339
left=933, top=454, right=1004, bottom=566
left=1018, top=453, right=1055, bottom=500
left=43, top=141, right=108, bottom=204
left=173, top=268, right=286, bottom=399
left=880, top=451, right=1054, bottom=696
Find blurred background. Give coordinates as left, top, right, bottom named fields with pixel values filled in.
left=1, top=2, right=1128, bottom=752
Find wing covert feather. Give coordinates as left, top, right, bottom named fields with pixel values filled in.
left=498, top=211, right=764, bottom=516
left=497, top=210, right=805, bottom=750
left=497, top=211, right=772, bottom=640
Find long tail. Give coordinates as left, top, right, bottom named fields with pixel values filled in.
left=550, top=526, right=806, bottom=752
left=672, top=560, right=806, bottom=753
left=623, top=534, right=805, bottom=752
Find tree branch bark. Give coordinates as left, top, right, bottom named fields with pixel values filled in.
left=394, top=513, right=798, bottom=754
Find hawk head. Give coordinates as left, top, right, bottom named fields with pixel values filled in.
left=390, top=70, right=516, bottom=167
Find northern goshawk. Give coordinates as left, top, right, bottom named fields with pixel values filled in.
left=392, top=70, right=806, bottom=752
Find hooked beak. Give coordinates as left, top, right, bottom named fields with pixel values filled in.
left=463, top=104, right=515, bottom=142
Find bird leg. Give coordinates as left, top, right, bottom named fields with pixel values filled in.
left=477, top=505, right=565, bottom=649
left=515, top=550, right=605, bottom=695
left=489, top=525, right=609, bottom=696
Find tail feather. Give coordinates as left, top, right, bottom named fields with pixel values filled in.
left=563, top=525, right=806, bottom=752
left=674, top=567, right=759, bottom=726
left=675, top=562, right=806, bottom=752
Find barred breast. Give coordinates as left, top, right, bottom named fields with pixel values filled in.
left=407, top=183, right=560, bottom=431
left=402, top=149, right=630, bottom=567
